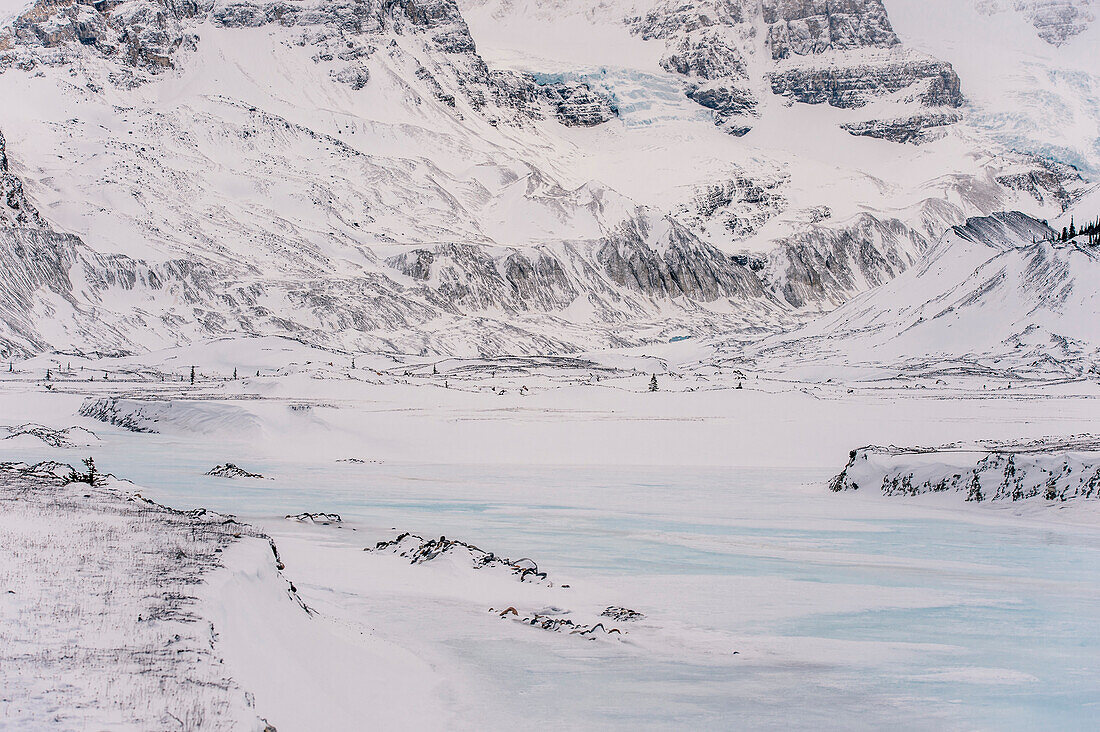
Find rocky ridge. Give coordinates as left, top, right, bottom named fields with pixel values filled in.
left=630, top=0, right=963, bottom=137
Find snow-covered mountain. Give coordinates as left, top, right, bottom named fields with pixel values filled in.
left=751, top=211, right=1100, bottom=377
left=0, top=0, right=1094, bottom=359
left=977, top=0, right=1096, bottom=46
left=888, top=0, right=1100, bottom=174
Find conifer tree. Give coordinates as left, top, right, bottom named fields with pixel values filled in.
left=648, top=374, right=658, bottom=392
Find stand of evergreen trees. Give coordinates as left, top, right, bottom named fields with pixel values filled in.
left=1058, top=216, right=1100, bottom=245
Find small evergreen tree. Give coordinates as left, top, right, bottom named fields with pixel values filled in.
left=648, top=374, right=658, bottom=392
left=233, top=367, right=238, bottom=380
left=68, top=457, right=102, bottom=486
left=966, top=473, right=984, bottom=503
left=190, top=365, right=195, bottom=385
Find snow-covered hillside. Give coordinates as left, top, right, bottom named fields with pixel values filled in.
left=831, top=437, right=1100, bottom=504
left=751, top=211, right=1100, bottom=378
left=0, top=0, right=1093, bottom=360
left=888, top=0, right=1100, bottom=174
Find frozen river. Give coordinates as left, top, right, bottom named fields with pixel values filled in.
left=6, top=430, right=1100, bottom=729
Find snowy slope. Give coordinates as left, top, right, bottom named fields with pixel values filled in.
left=887, top=0, right=1100, bottom=174
left=0, top=0, right=1092, bottom=359
left=753, top=211, right=1100, bottom=376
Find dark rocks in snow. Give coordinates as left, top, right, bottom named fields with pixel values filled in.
left=3, top=0, right=197, bottom=72
left=685, top=84, right=757, bottom=121
left=830, top=437, right=1100, bottom=503
left=686, top=170, right=788, bottom=241
left=3, top=424, right=100, bottom=448
left=206, top=463, right=266, bottom=479
left=513, top=612, right=622, bottom=638
left=489, top=70, right=617, bottom=127
left=596, top=217, right=768, bottom=303
left=769, top=56, right=963, bottom=109
left=370, top=531, right=550, bottom=583
left=767, top=213, right=929, bottom=308
left=842, top=113, right=961, bottom=144
left=990, top=0, right=1095, bottom=46
left=540, top=82, right=617, bottom=127
left=661, top=32, right=749, bottom=81
left=763, top=0, right=900, bottom=60
left=0, top=130, right=46, bottom=228
left=601, top=606, right=645, bottom=622
left=995, top=158, right=1084, bottom=212
left=78, top=398, right=159, bottom=433
left=285, top=511, right=342, bottom=524
left=633, top=0, right=962, bottom=120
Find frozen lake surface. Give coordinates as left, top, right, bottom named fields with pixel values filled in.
left=6, top=431, right=1100, bottom=729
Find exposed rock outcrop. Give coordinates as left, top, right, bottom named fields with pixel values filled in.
left=0, top=130, right=45, bottom=227
left=842, top=113, right=961, bottom=144
left=769, top=52, right=963, bottom=109
left=206, top=463, right=266, bottom=479
left=630, top=0, right=964, bottom=129
left=369, top=531, right=552, bottom=583
left=830, top=438, right=1100, bottom=503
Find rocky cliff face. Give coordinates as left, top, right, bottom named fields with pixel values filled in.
left=768, top=50, right=962, bottom=109
left=0, top=131, right=45, bottom=227
left=2, top=0, right=198, bottom=74
left=628, top=1, right=758, bottom=133
left=763, top=0, right=900, bottom=59
left=0, top=0, right=616, bottom=129
left=629, top=0, right=962, bottom=137
left=764, top=213, right=930, bottom=308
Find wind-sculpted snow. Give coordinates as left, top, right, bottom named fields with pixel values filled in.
left=79, top=398, right=262, bottom=435
left=830, top=437, right=1100, bottom=502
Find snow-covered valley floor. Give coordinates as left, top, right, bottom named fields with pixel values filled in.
left=2, top=343, right=1100, bottom=729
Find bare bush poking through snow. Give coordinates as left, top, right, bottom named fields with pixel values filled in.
left=0, top=460, right=293, bottom=730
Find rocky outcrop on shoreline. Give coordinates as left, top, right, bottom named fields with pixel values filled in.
left=830, top=437, right=1100, bottom=503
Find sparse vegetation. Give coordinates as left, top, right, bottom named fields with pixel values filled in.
left=66, top=457, right=102, bottom=486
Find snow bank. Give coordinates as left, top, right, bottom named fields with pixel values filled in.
left=830, top=437, right=1100, bottom=503
left=0, top=460, right=281, bottom=730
